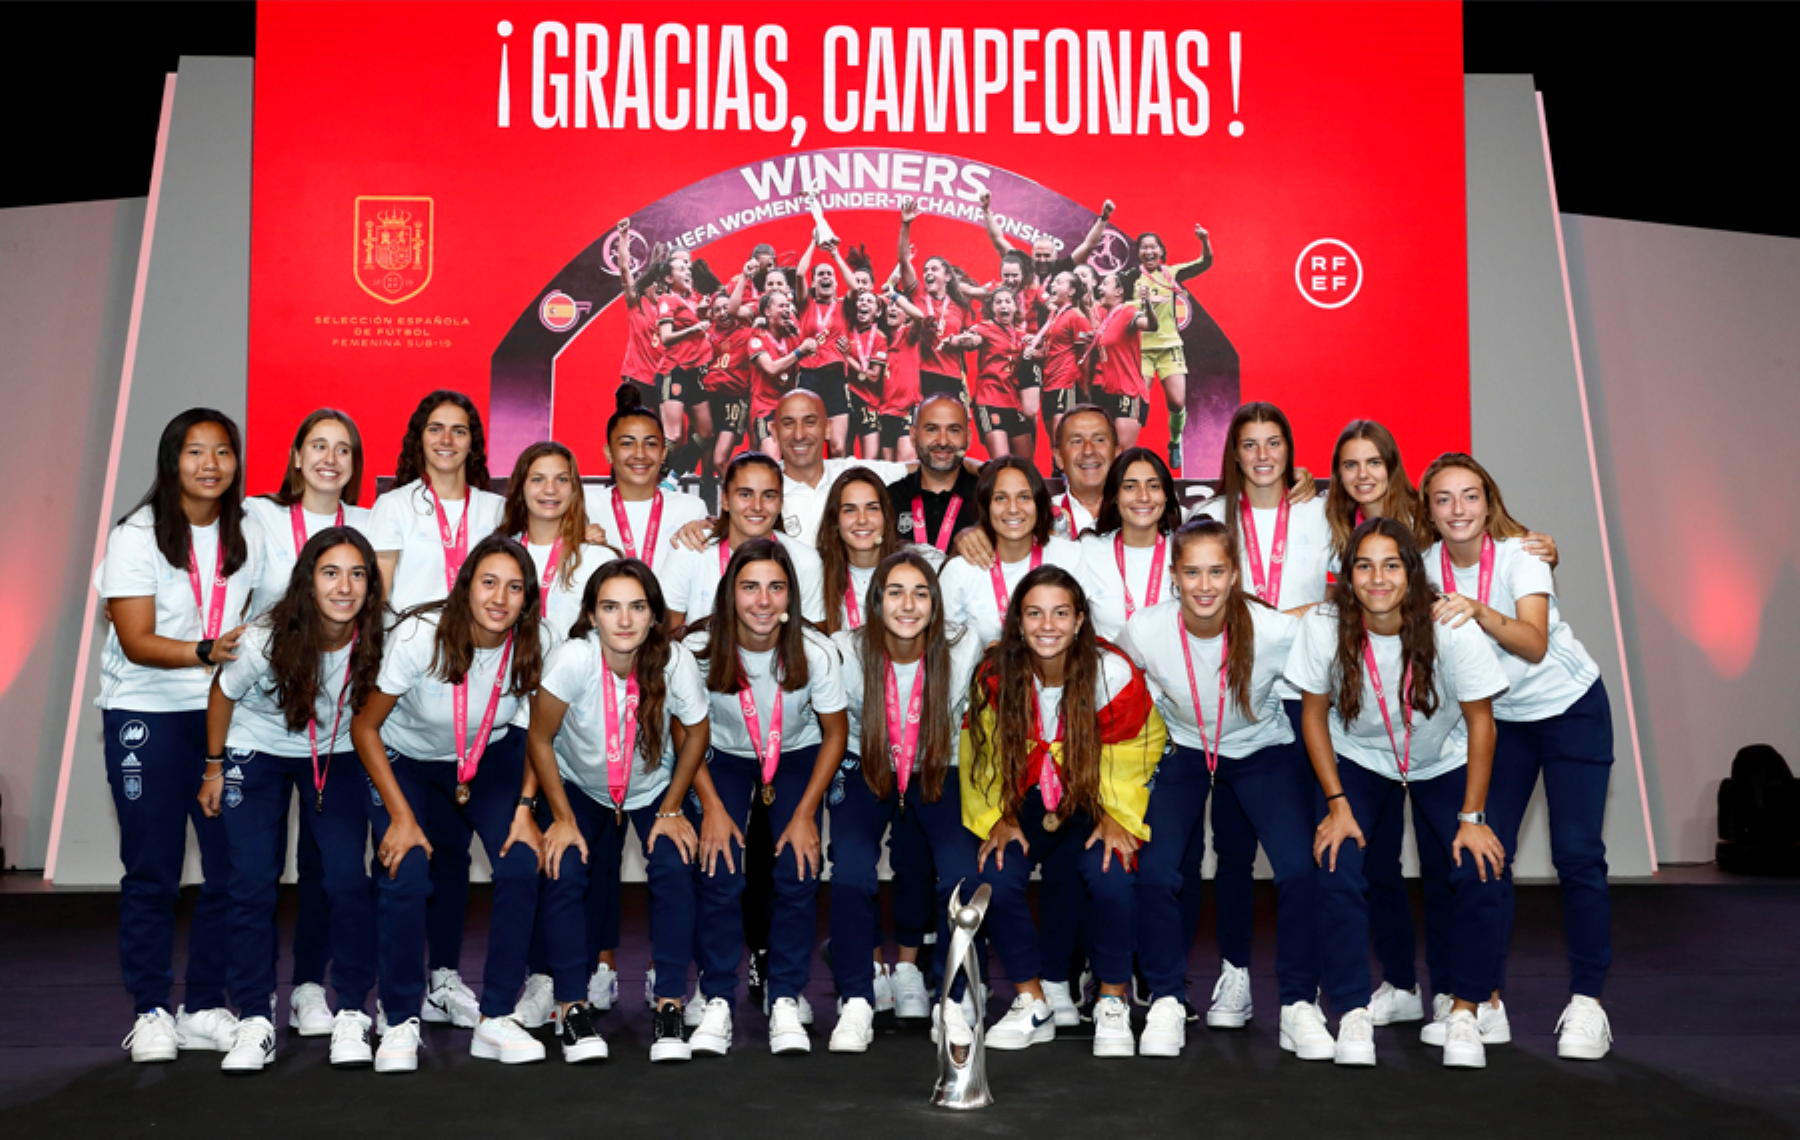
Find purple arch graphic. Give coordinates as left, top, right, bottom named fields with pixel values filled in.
left=489, top=146, right=1236, bottom=476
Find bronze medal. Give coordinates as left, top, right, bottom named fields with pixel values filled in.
left=1041, top=812, right=1062, bottom=834
left=315, top=791, right=325, bottom=815
left=761, top=784, right=776, bottom=807
left=455, top=781, right=471, bottom=806
left=615, top=807, right=624, bottom=827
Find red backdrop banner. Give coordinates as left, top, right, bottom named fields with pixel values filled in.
left=249, top=1, right=1466, bottom=490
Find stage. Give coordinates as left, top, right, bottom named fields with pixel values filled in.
left=2, top=879, right=1794, bottom=1139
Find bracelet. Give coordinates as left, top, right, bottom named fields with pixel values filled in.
left=655, top=810, right=684, bottom=819
left=1324, top=792, right=1346, bottom=802
left=202, top=771, right=224, bottom=782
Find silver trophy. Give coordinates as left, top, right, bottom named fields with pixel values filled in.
left=801, top=175, right=838, bottom=249
left=931, top=881, right=993, bottom=1110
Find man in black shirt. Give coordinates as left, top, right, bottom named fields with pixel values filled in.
left=887, top=395, right=980, bottom=554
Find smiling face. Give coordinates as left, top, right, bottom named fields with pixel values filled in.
left=1427, top=466, right=1489, bottom=545
left=1337, top=438, right=1390, bottom=507
left=734, top=559, right=790, bottom=641
left=761, top=268, right=791, bottom=295
left=1099, top=272, right=1126, bottom=306
left=469, top=552, right=527, bottom=639
left=592, top=574, right=653, bottom=658
left=1116, top=460, right=1168, bottom=536
left=1049, top=271, right=1077, bottom=306
left=422, top=402, right=471, bottom=482
left=311, top=542, right=369, bottom=629
left=913, top=399, right=968, bottom=475
left=669, top=254, right=694, bottom=292
left=1137, top=234, right=1166, bottom=271
left=1173, top=536, right=1235, bottom=625
left=726, top=465, right=784, bottom=541
left=293, top=418, right=355, bottom=501
left=1057, top=411, right=1116, bottom=498
left=989, top=289, right=1018, bottom=324
left=607, top=417, right=666, bottom=492
left=1000, top=260, right=1024, bottom=291
left=521, top=454, right=574, bottom=526
left=922, top=257, right=948, bottom=295
left=180, top=422, right=237, bottom=505
left=853, top=289, right=881, bottom=327
left=1031, top=238, right=1058, bottom=277
left=775, top=394, right=826, bottom=471
left=1349, top=534, right=1406, bottom=620
left=836, top=480, right=886, bottom=556
left=1235, top=419, right=1289, bottom=491
left=765, top=290, right=796, bottom=327
left=811, top=263, right=836, bottom=299
left=1074, top=264, right=1099, bottom=298
left=987, top=467, right=1039, bottom=544
left=880, top=562, right=934, bottom=645
left=1020, top=584, right=1083, bottom=664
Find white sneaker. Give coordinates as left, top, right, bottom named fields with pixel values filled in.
left=1442, top=1009, right=1487, bottom=1069
left=892, top=962, right=931, bottom=1019
left=1424, top=997, right=1510, bottom=1046
left=1207, top=960, right=1253, bottom=1028
left=555, top=1002, right=610, bottom=1064
left=690, top=997, right=733, bottom=1056
left=762, top=988, right=814, bottom=1026
left=684, top=984, right=706, bottom=1028
left=985, top=994, right=1055, bottom=1050
left=221, top=1016, right=276, bottom=1073
left=288, top=983, right=334, bottom=1036
left=1556, top=996, right=1612, bottom=1060
left=1369, top=981, right=1425, bottom=1026
left=1140, top=995, right=1187, bottom=1057
left=1418, top=992, right=1457, bottom=1044
left=123, top=1008, right=179, bottom=1063
left=829, top=997, right=875, bottom=1053
left=650, top=1002, right=692, bottom=1063
left=328, top=1010, right=374, bottom=1067
left=1092, top=995, right=1136, bottom=1058
left=513, top=973, right=555, bottom=1029
left=1040, top=980, right=1081, bottom=1028
left=1278, top=1001, right=1336, bottom=1061
left=424, top=968, right=481, bottom=1028
left=375, top=1018, right=421, bottom=1074
left=642, top=967, right=655, bottom=1010
left=588, top=962, right=619, bottom=1011
left=871, top=963, right=896, bottom=1015
left=471, top=1015, right=547, bottom=1064
left=175, top=1005, right=239, bottom=1051
left=769, top=997, right=811, bottom=1055
left=1334, top=1007, right=1377, bottom=1067
left=929, top=994, right=984, bottom=1044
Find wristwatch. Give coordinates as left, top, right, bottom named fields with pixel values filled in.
left=1456, top=810, right=1488, bottom=826
left=196, top=639, right=216, bottom=666
left=516, top=795, right=541, bottom=811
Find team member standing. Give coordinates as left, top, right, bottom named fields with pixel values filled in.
left=529, top=561, right=713, bottom=1063
left=1286, top=518, right=1509, bottom=1069
left=825, top=554, right=986, bottom=1051
left=350, top=535, right=552, bottom=1072
left=1118, top=519, right=1316, bottom=1059
left=1420, top=453, right=1614, bottom=1060
left=681, top=540, right=849, bottom=1055
left=659, top=453, right=827, bottom=627
left=815, top=469, right=906, bottom=636
left=612, top=220, right=669, bottom=416
left=501, top=442, right=615, bottom=641
left=583, top=389, right=710, bottom=583
left=962, top=567, right=1167, bottom=1057
left=938, top=459, right=1088, bottom=648
left=1090, top=273, right=1159, bottom=450
left=958, top=287, right=1035, bottom=460
left=1128, top=225, right=1214, bottom=475
left=656, top=251, right=715, bottom=475
left=793, top=251, right=854, bottom=458
left=1079, top=448, right=1183, bottom=641
left=201, top=527, right=386, bottom=1072
left=745, top=291, right=819, bottom=455
left=1029, top=273, right=1095, bottom=445
left=896, top=199, right=980, bottom=402
left=102, top=409, right=258, bottom=1063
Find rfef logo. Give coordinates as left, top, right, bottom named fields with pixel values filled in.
left=1295, top=239, right=1363, bottom=309
left=355, top=196, right=434, bottom=304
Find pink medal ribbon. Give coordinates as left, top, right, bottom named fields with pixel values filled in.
left=1030, top=687, right=1066, bottom=813
left=717, top=540, right=733, bottom=575
left=453, top=631, right=514, bottom=803
left=1057, top=493, right=1083, bottom=536
left=612, top=490, right=664, bottom=569
left=1240, top=493, right=1290, bottom=607
left=308, top=632, right=357, bottom=812
left=1178, top=624, right=1229, bottom=775
left=738, top=652, right=784, bottom=804
left=602, top=665, right=641, bottom=822
left=1439, top=534, right=1496, bottom=606
left=289, top=503, right=345, bottom=556
left=843, top=580, right=863, bottom=630
left=884, top=660, right=926, bottom=806
left=911, top=495, right=962, bottom=553
left=1115, top=533, right=1167, bottom=619
left=187, top=533, right=229, bottom=643
left=1361, top=635, right=1413, bottom=782
left=851, top=327, right=877, bottom=376
left=988, top=543, right=1044, bottom=618
left=518, top=535, right=562, bottom=589
left=429, top=485, right=471, bottom=594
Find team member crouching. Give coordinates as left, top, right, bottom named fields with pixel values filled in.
left=1118, top=520, right=1316, bottom=1059
left=350, top=535, right=552, bottom=1072
left=825, top=553, right=986, bottom=1052
left=529, top=560, right=712, bottom=1063
left=201, top=527, right=385, bottom=1072
left=962, top=567, right=1167, bottom=1057
left=1286, top=518, right=1509, bottom=1068
left=681, top=540, right=849, bottom=1055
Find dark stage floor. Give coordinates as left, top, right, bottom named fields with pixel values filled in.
left=1, top=882, right=1796, bottom=1139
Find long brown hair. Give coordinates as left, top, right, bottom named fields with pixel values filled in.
left=1168, top=519, right=1265, bottom=720
left=499, top=442, right=590, bottom=592
left=1217, top=403, right=1296, bottom=554
left=268, top=409, right=365, bottom=509
left=567, top=559, right=671, bottom=773
left=262, top=527, right=386, bottom=732
left=972, top=456, right=1053, bottom=549
left=687, top=538, right=812, bottom=694
left=1326, top=420, right=1419, bottom=554
left=1093, top=447, right=1183, bottom=537
left=709, top=452, right=785, bottom=544
left=1417, top=452, right=1530, bottom=546
left=1329, top=518, right=1440, bottom=724
left=968, top=565, right=1104, bottom=822
left=817, top=469, right=901, bottom=634
left=125, top=408, right=250, bottom=576
left=855, top=553, right=960, bottom=802
left=392, top=389, right=492, bottom=491
left=400, top=534, right=544, bottom=697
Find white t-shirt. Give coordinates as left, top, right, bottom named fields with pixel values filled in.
left=583, top=484, right=709, bottom=576
left=1193, top=494, right=1334, bottom=612
left=367, top=482, right=506, bottom=612
left=522, top=540, right=616, bottom=641
left=1032, top=648, right=1138, bottom=744
left=938, top=536, right=1088, bottom=648
left=659, top=534, right=826, bottom=625
left=1425, top=537, right=1600, bottom=723
left=376, top=610, right=550, bottom=762
left=1078, top=532, right=1180, bottom=642
left=539, top=635, right=709, bottom=810
left=1118, top=599, right=1299, bottom=758
left=681, top=626, right=846, bottom=756
left=216, top=622, right=358, bottom=756
left=243, top=496, right=375, bottom=619
left=781, top=458, right=910, bottom=548
left=95, top=507, right=260, bottom=712
left=1050, top=492, right=1099, bottom=541
left=1284, top=604, right=1508, bottom=782
left=829, top=623, right=984, bottom=760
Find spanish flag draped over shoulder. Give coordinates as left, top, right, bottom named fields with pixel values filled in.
left=959, top=644, right=1168, bottom=842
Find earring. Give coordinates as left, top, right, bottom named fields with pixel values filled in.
left=778, top=612, right=789, bottom=623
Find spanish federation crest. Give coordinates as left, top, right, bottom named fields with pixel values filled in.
left=355, top=196, right=434, bottom=304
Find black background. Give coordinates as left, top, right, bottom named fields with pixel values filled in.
left=5, top=2, right=1797, bottom=237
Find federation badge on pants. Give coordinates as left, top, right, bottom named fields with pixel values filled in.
left=124, top=774, right=142, bottom=801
